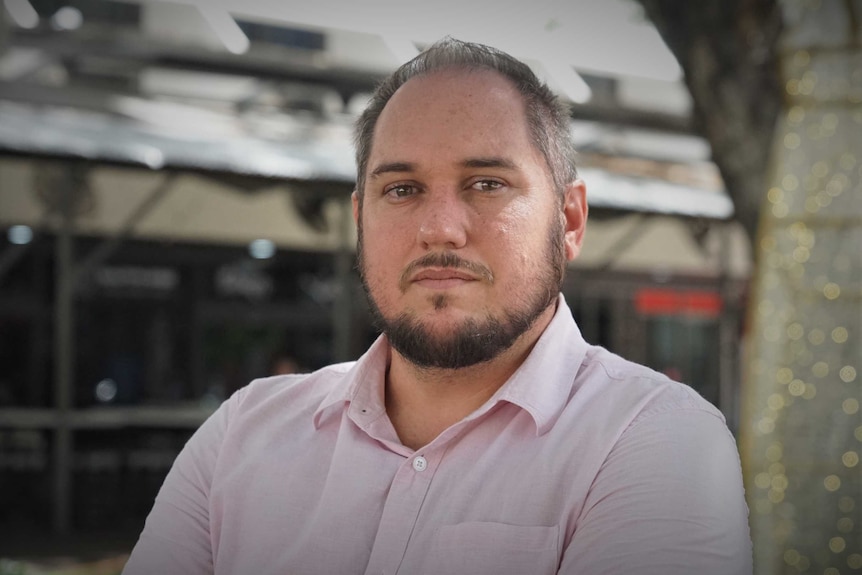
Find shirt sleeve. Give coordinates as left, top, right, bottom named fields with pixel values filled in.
left=559, top=407, right=753, bottom=575
left=122, top=398, right=233, bottom=575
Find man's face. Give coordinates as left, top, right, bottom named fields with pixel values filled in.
left=354, top=68, right=585, bottom=369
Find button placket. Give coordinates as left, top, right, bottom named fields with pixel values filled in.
left=364, top=452, right=439, bottom=575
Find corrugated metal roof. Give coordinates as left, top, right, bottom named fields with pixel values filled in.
left=0, top=99, right=356, bottom=182
left=0, top=98, right=732, bottom=219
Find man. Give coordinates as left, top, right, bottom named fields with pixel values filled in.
left=124, top=39, right=752, bottom=574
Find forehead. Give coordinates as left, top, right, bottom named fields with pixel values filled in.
left=369, top=68, right=536, bottom=162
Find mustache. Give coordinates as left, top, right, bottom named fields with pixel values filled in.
left=399, top=252, right=494, bottom=292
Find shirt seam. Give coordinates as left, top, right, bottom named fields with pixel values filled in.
left=626, top=403, right=727, bottom=433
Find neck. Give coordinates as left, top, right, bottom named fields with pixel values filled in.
left=385, top=304, right=555, bottom=450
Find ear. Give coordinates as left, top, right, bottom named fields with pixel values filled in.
left=351, top=190, right=360, bottom=225
left=562, top=179, right=588, bottom=261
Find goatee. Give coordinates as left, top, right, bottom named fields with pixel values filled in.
left=357, top=213, right=566, bottom=370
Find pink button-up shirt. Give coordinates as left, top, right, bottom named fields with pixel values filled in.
left=124, top=296, right=752, bottom=574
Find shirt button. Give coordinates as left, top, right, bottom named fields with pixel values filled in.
left=412, top=456, right=427, bottom=472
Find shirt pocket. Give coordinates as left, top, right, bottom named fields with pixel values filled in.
left=421, top=522, right=560, bottom=575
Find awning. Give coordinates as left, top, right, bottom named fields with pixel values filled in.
left=0, top=97, right=732, bottom=219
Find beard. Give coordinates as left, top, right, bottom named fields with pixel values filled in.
left=357, top=211, right=566, bottom=370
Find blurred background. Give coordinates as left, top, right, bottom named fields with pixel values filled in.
left=0, top=0, right=858, bottom=573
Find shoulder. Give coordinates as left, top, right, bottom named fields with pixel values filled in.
left=577, top=344, right=725, bottom=427
left=545, top=343, right=731, bottom=486
left=237, top=361, right=355, bottom=401
left=223, top=361, right=356, bottom=423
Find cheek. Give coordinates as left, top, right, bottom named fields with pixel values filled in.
left=487, top=201, right=549, bottom=262
left=480, top=226, right=534, bottom=287
left=363, top=207, right=415, bottom=244
left=484, top=197, right=529, bottom=239
left=361, top=222, right=408, bottom=285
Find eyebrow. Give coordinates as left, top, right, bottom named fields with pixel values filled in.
left=369, top=157, right=518, bottom=178
left=461, top=157, right=518, bottom=170
left=369, top=162, right=415, bottom=178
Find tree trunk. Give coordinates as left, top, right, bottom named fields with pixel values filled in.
left=635, top=0, right=783, bottom=243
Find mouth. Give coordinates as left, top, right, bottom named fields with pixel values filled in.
left=398, top=253, right=494, bottom=293
left=410, top=267, right=480, bottom=290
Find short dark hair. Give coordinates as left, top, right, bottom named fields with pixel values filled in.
left=353, top=37, right=578, bottom=199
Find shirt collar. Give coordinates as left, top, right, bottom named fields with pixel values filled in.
left=313, top=294, right=588, bottom=436
left=488, top=294, right=588, bottom=435
left=312, top=334, right=390, bottom=429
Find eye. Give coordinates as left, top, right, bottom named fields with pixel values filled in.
left=384, top=184, right=418, bottom=199
left=470, top=179, right=504, bottom=193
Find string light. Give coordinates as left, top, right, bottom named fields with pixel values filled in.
left=744, top=0, right=861, bottom=571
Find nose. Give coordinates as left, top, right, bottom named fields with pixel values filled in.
left=416, top=190, right=468, bottom=250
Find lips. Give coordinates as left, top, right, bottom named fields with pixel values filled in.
left=398, top=253, right=494, bottom=293
left=408, top=267, right=480, bottom=290
left=412, top=268, right=479, bottom=282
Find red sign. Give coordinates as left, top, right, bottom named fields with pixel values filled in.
left=635, top=288, right=722, bottom=318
